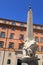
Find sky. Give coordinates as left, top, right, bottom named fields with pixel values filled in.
left=0, top=0, right=43, bottom=25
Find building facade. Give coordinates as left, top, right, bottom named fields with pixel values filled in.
left=0, top=18, right=43, bottom=65
left=0, top=18, right=43, bottom=51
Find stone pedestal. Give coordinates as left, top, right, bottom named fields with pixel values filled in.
left=22, top=57, right=40, bottom=65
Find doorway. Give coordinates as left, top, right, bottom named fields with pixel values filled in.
left=17, top=59, right=22, bottom=65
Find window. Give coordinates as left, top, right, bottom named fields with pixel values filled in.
left=7, top=59, right=11, bottom=64
left=17, top=59, right=22, bottom=65
left=0, top=41, right=4, bottom=48
left=8, top=42, right=14, bottom=49
left=37, top=46, right=39, bottom=52
left=20, top=23, right=24, bottom=27
left=19, top=34, right=24, bottom=39
left=35, top=32, right=38, bottom=34
left=40, top=32, right=43, bottom=34
left=41, top=46, right=43, bottom=52
left=20, top=27, right=23, bottom=31
left=12, top=22, right=16, bottom=25
left=8, top=53, right=11, bottom=56
left=40, top=37, right=43, bottom=43
left=10, top=26, right=15, bottom=30
left=0, top=32, right=5, bottom=38
left=10, top=33, right=14, bottom=39
left=19, top=43, right=23, bottom=49
left=35, top=37, right=39, bottom=42
left=1, top=25, right=6, bottom=29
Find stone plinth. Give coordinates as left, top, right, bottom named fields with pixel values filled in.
left=22, top=57, right=40, bottom=65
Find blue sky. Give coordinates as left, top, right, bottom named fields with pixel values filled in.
left=0, top=0, right=43, bottom=25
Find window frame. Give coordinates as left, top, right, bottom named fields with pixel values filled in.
left=35, top=37, right=39, bottom=42
left=0, top=32, right=5, bottom=38
left=7, top=59, right=11, bottom=64
left=41, top=46, right=43, bottom=52
left=19, top=34, right=24, bottom=40
left=19, top=43, right=23, bottom=49
left=1, top=25, right=6, bottom=29
left=0, top=41, right=4, bottom=48
left=8, top=42, right=14, bottom=49
left=40, top=37, right=43, bottom=43
left=10, top=26, right=15, bottom=30
left=10, top=33, right=14, bottom=39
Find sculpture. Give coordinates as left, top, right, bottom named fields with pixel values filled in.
left=23, top=39, right=38, bottom=57
left=22, top=4, right=38, bottom=58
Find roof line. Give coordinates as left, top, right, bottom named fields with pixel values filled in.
left=0, top=18, right=43, bottom=26
left=0, top=18, right=26, bottom=24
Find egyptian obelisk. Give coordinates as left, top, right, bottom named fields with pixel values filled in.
left=22, top=4, right=34, bottom=57
left=26, top=4, right=33, bottom=41
left=22, top=4, right=39, bottom=65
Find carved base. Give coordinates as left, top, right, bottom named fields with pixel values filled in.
left=22, top=57, right=40, bottom=65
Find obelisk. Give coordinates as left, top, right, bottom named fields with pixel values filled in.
left=22, top=3, right=34, bottom=58
left=22, top=3, right=38, bottom=58
left=26, top=4, right=33, bottom=41
left=23, top=4, right=35, bottom=51
left=22, top=4, right=40, bottom=65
